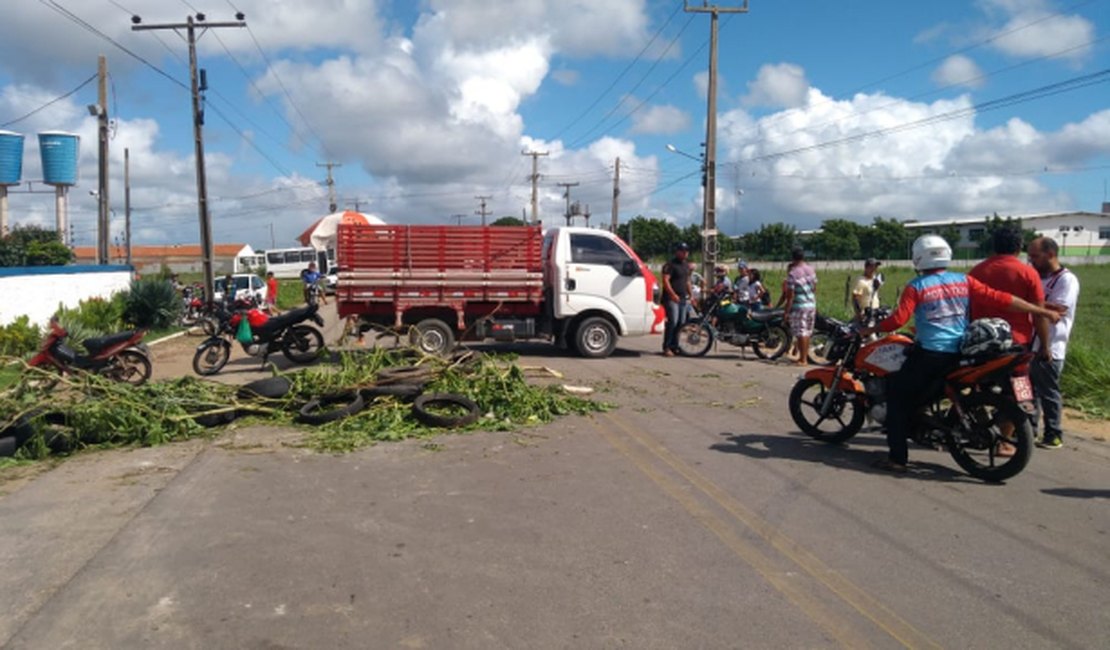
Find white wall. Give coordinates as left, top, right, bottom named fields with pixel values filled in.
left=0, top=266, right=133, bottom=328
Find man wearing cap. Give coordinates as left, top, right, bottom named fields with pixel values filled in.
left=660, top=242, right=694, bottom=357
left=712, top=264, right=733, bottom=295
left=852, top=258, right=883, bottom=324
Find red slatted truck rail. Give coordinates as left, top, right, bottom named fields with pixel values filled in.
left=336, top=224, right=665, bottom=358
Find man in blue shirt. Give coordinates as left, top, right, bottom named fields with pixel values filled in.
left=301, top=262, right=327, bottom=305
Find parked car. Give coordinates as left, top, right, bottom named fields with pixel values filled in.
left=213, top=274, right=267, bottom=305
left=325, top=270, right=338, bottom=295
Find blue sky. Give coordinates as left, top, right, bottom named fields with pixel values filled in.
left=1, top=0, right=1107, bottom=250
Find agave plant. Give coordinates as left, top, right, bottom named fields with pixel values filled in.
left=123, top=277, right=182, bottom=330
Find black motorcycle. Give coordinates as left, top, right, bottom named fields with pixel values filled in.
left=192, top=301, right=325, bottom=375
left=676, top=290, right=791, bottom=359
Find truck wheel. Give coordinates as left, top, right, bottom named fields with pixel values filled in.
left=409, top=318, right=456, bottom=356
left=574, top=317, right=617, bottom=358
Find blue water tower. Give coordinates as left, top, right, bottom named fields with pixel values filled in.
left=0, top=131, right=24, bottom=186
left=38, top=131, right=80, bottom=186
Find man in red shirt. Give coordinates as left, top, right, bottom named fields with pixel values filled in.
left=969, top=226, right=1048, bottom=348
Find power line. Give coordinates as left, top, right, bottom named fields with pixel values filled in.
left=549, top=1, right=685, bottom=141
left=0, top=73, right=97, bottom=128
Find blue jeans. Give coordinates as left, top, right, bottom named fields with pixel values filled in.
left=1031, top=357, right=1065, bottom=441
left=663, top=299, right=688, bottom=352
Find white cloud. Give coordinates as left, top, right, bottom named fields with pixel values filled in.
left=966, top=0, right=1095, bottom=63
left=932, top=55, right=985, bottom=89
left=551, top=69, right=580, bottom=86
left=693, top=71, right=709, bottom=98
left=629, top=105, right=690, bottom=135
left=743, top=63, right=810, bottom=109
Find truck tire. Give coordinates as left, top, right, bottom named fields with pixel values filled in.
left=409, top=318, right=456, bottom=356
left=574, top=317, right=617, bottom=358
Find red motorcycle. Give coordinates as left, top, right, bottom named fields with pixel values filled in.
left=787, top=325, right=1036, bottom=482
left=27, top=318, right=152, bottom=387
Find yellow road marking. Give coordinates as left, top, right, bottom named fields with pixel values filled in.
left=592, top=417, right=873, bottom=648
left=604, top=411, right=943, bottom=650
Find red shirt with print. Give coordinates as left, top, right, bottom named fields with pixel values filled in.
left=968, top=254, right=1043, bottom=345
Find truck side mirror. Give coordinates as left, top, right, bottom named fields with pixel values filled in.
left=620, top=260, right=639, bottom=277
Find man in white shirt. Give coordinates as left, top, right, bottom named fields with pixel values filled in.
left=1026, top=236, right=1080, bottom=449
left=851, top=258, right=882, bottom=323
left=733, top=260, right=750, bottom=305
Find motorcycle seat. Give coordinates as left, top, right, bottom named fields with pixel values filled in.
left=83, top=331, right=139, bottom=354
left=255, top=305, right=317, bottom=334
left=749, top=308, right=784, bottom=322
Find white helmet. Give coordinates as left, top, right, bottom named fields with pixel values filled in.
left=911, top=235, right=952, bottom=272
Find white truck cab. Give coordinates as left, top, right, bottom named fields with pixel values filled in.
left=543, top=227, right=664, bottom=355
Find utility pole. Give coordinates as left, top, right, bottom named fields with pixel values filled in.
left=95, top=54, right=109, bottom=264
left=124, top=147, right=132, bottom=266
left=451, top=213, right=467, bottom=226
left=344, top=197, right=362, bottom=212
left=685, top=1, right=748, bottom=285
left=521, top=149, right=548, bottom=224
left=557, top=182, right=579, bottom=226
left=269, top=222, right=276, bottom=249
left=474, top=195, right=492, bottom=226
left=132, top=11, right=246, bottom=300
left=317, top=161, right=341, bottom=213
left=610, top=156, right=621, bottom=233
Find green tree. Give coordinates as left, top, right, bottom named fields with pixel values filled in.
left=617, top=216, right=682, bottom=259
left=491, top=216, right=526, bottom=226
left=0, top=225, right=73, bottom=267
left=742, top=222, right=797, bottom=260
left=938, top=225, right=962, bottom=251
left=810, top=219, right=862, bottom=260
left=860, top=217, right=910, bottom=259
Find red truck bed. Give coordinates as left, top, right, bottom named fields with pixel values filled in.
left=336, top=224, right=545, bottom=325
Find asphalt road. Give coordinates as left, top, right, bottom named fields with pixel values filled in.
left=1, top=309, right=1108, bottom=649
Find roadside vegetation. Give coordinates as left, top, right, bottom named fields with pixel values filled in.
left=0, top=349, right=602, bottom=468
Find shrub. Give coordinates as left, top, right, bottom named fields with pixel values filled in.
left=0, top=225, right=73, bottom=267
left=123, top=277, right=181, bottom=329
left=0, top=316, right=42, bottom=357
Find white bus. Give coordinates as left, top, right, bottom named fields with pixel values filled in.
left=236, top=246, right=334, bottom=278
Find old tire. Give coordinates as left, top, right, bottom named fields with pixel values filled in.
left=236, top=376, right=292, bottom=400
left=282, top=325, right=324, bottom=363
left=412, top=393, right=481, bottom=428
left=191, top=410, right=238, bottom=427
left=360, top=384, right=424, bottom=402
left=752, top=325, right=791, bottom=360
left=409, top=318, right=456, bottom=356
left=296, top=391, right=366, bottom=425
left=193, top=339, right=231, bottom=376
left=574, top=317, right=617, bottom=359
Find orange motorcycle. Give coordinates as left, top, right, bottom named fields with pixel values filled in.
left=787, top=325, right=1036, bottom=482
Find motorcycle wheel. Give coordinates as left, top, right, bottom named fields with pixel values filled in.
left=193, top=340, right=231, bottom=376
left=282, top=325, right=324, bottom=363
left=947, top=391, right=1033, bottom=482
left=200, top=317, right=219, bottom=337
left=788, top=377, right=865, bottom=443
left=807, top=331, right=836, bottom=366
left=676, top=321, right=713, bottom=357
left=104, top=350, right=152, bottom=386
left=752, top=324, right=791, bottom=360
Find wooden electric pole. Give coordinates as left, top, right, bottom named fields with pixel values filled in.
left=610, top=157, right=621, bottom=233
left=474, top=195, right=492, bottom=226
left=521, top=149, right=548, bottom=224
left=685, top=1, right=748, bottom=284
left=132, top=11, right=246, bottom=299
left=95, top=55, right=109, bottom=264
left=317, top=161, right=341, bottom=213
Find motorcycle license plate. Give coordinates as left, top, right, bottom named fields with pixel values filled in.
left=1011, top=375, right=1034, bottom=402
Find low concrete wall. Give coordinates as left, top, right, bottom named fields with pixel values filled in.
left=0, top=265, right=133, bottom=327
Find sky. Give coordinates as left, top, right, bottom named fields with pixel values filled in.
left=1, top=0, right=1108, bottom=250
